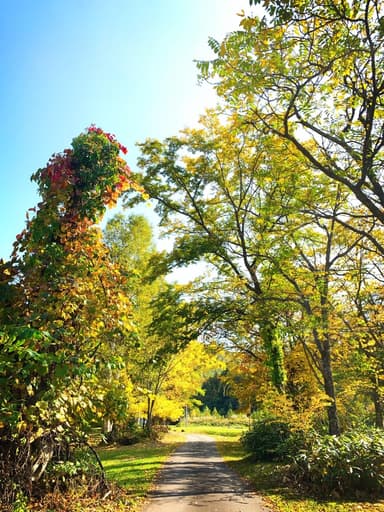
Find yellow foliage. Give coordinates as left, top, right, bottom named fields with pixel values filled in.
left=133, top=341, right=224, bottom=423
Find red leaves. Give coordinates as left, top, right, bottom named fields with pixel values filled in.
left=26, top=127, right=134, bottom=242
left=39, top=152, right=75, bottom=193
left=87, top=124, right=128, bottom=154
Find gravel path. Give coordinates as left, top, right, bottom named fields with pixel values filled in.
left=141, top=433, right=274, bottom=512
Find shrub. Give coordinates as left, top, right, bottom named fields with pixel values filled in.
left=43, top=445, right=104, bottom=493
left=102, top=417, right=146, bottom=445
left=241, top=418, right=299, bottom=461
left=290, top=428, right=384, bottom=497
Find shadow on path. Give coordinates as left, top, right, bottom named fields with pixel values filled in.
left=142, top=434, right=273, bottom=512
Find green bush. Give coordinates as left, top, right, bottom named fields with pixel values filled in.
left=102, top=417, right=146, bottom=445
left=44, top=446, right=102, bottom=491
left=241, top=418, right=298, bottom=461
left=290, top=428, right=384, bottom=497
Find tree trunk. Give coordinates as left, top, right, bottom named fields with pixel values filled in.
left=372, top=382, right=384, bottom=429
left=260, top=320, right=286, bottom=392
left=321, top=345, right=340, bottom=435
left=146, top=397, right=155, bottom=433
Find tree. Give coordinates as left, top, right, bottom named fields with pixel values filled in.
left=134, top=340, right=224, bottom=425
left=104, top=213, right=202, bottom=433
left=334, top=241, right=384, bottom=428
left=124, top=110, right=365, bottom=434
left=200, top=1, right=384, bottom=252
left=0, top=126, right=136, bottom=503
left=271, top=187, right=363, bottom=435
left=125, top=112, right=310, bottom=391
left=197, top=373, right=239, bottom=416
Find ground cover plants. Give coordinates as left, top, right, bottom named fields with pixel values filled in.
left=207, top=423, right=384, bottom=512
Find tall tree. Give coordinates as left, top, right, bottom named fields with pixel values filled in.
left=124, top=111, right=363, bottom=434
left=0, top=127, right=135, bottom=503
left=104, top=213, right=200, bottom=433
left=126, top=112, right=307, bottom=391
left=200, top=0, right=384, bottom=252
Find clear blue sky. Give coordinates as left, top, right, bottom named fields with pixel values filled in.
left=0, top=0, right=255, bottom=260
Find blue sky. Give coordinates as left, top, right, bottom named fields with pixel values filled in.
left=1, top=1, right=255, bottom=260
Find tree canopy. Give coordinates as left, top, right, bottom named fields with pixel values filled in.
left=124, top=0, right=384, bottom=436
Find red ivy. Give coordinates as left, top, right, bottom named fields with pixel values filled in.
left=87, top=125, right=128, bottom=154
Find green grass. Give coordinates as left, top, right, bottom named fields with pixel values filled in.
left=97, top=431, right=184, bottom=509
left=176, top=423, right=247, bottom=438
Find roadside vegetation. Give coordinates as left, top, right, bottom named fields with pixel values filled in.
left=100, top=420, right=384, bottom=512
left=12, top=417, right=384, bottom=511
left=175, top=421, right=384, bottom=512
left=97, top=431, right=185, bottom=511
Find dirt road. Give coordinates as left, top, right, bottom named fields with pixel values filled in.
left=141, top=433, right=274, bottom=512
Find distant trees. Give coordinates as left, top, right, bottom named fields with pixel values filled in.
left=196, top=374, right=239, bottom=416
left=104, top=213, right=223, bottom=432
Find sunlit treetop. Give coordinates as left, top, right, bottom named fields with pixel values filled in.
left=35, top=125, right=131, bottom=219
left=14, top=126, right=143, bottom=257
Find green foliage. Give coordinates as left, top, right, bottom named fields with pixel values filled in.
left=11, top=491, right=28, bottom=512
left=196, top=375, right=239, bottom=416
left=44, top=447, right=102, bottom=490
left=195, top=0, right=384, bottom=433
left=291, top=429, right=384, bottom=497
left=260, top=322, right=287, bottom=391
left=215, top=431, right=384, bottom=512
left=241, top=418, right=303, bottom=461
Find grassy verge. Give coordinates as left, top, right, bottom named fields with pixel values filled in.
left=186, top=425, right=384, bottom=512
left=97, top=431, right=185, bottom=510
left=176, top=423, right=246, bottom=438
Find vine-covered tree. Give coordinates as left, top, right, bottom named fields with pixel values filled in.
left=0, top=127, right=137, bottom=503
